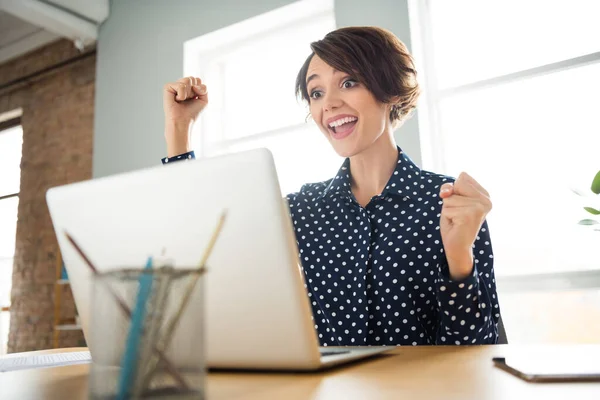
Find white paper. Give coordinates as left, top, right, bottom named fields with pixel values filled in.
left=0, top=351, right=91, bottom=372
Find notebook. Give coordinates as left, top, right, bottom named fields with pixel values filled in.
left=493, top=348, right=600, bottom=382
left=0, top=351, right=91, bottom=372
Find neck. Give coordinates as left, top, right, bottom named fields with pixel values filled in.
left=349, top=131, right=398, bottom=203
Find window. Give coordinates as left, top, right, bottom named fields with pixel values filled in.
left=184, top=0, right=342, bottom=195
left=410, top=0, right=600, bottom=342
left=0, top=119, right=23, bottom=355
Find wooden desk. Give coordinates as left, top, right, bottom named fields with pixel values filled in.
left=1, top=345, right=599, bottom=400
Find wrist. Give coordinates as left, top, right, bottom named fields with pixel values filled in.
left=166, top=141, right=191, bottom=158
left=165, top=120, right=192, bottom=157
left=446, top=250, right=474, bottom=281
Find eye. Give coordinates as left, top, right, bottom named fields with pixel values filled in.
left=309, top=90, right=323, bottom=100
left=342, top=78, right=358, bottom=89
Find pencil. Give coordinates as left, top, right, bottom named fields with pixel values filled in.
left=161, top=209, right=227, bottom=345
left=64, top=232, right=189, bottom=390
left=140, top=210, right=227, bottom=388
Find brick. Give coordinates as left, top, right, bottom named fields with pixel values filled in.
left=1, top=39, right=93, bottom=352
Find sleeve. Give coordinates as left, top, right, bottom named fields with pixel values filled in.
left=284, top=185, right=306, bottom=219
left=434, top=220, right=500, bottom=345
left=285, top=192, right=298, bottom=206
left=161, top=151, right=196, bottom=164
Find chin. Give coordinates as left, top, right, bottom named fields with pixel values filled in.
left=321, top=126, right=364, bottom=159
left=328, top=140, right=360, bottom=159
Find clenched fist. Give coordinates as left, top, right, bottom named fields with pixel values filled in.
left=439, top=172, right=492, bottom=280
left=163, top=76, right=208, bottom=157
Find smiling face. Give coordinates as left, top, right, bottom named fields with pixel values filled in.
left=306, top=55, right=394, bottom=158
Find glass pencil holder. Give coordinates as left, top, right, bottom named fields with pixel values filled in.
left=89, top=267, right=205, bottom=400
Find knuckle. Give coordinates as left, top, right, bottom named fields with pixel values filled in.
left=485, top=198, right=493, bottom=211
left=475, top=202, right=487, bottom=215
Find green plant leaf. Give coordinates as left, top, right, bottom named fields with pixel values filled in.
left=585, top=207, right=600, bottom=215
left=592, top=170, right=600, bottom=194
left=578, top=219, right=599, bottom=225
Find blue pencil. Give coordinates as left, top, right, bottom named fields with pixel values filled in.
left=116, top=256, right=154, bottom=400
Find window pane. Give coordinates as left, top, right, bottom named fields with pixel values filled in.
left=0, top=197, right=19, bottom=259
left=221, top=15, right=335, bottom=139
left=0, top=257, right=12, bottom=307
left=0, top=310, right=9, bottom=355
left=221, top=126, right=343, bottom=196
left=430, top=0, right=600, bottom=88
left=0, top=257, right=13, bottom=354
left=438, top=63, right=600, bottom=276
left=0, top=125, right=23, bottom=196
left=498, top=288, right=600, bottom=344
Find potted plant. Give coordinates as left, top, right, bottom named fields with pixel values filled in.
left=578, top=170, right=600, bottom=229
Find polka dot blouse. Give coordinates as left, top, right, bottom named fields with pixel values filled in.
left=162, top=147, right=501, bottom=346
left=286, top=147, right=500, bottom=346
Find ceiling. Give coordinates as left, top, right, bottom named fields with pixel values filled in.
left=0, top=11, right=59, bottom=63
left=0, top=0, right=109, bottom=64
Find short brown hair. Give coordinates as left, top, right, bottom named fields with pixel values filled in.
left=295, top=26, right=420, bottom=126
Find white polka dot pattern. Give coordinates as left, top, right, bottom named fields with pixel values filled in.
left=285, top=147, right=500, bottom=346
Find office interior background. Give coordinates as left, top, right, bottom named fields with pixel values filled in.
left=0, top=0, right=599, bottom=355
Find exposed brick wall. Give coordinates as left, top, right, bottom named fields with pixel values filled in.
left=0, top=39, right=95, bottom=352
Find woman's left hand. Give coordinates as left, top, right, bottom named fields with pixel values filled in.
left=439, top=172, right=492, bottom=280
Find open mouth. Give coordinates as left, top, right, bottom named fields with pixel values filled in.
left=327, top=117, right=358, bottom=139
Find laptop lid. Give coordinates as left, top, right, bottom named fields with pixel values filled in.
left=46, top=148, right=322, bottom=369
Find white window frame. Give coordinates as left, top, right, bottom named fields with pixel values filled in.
left=183, top=0, right=335, bottom=160
left=408, top=0, right=600, bottom=291
left=0, top=109, right=23, bottom=355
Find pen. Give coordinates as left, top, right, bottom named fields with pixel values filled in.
left=116, top=256, right=154, bottom=400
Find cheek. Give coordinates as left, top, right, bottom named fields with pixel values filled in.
left=363, top=104, right=388, bottom=131
left=309, top=104, right=325, bottom=129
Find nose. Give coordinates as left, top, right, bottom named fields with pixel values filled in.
left=323, top=90, right=343, bottom=112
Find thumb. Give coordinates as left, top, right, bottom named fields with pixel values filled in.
left=439, top=182, right=454, bottom=199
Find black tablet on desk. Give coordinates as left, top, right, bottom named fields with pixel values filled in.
left=493, top=355, right=600, bottom=383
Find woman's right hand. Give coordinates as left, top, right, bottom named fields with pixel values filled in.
left=163, top=76, right=208, bottom=157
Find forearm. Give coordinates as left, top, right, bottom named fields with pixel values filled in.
left=165, top=120, right=193, bottom=158
left=435, top=221, right=500, bottom=345
left=446, top=249, right=474, bottom=281
left=434, top=264, right=497, bottom=344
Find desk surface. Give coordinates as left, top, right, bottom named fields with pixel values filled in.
left=1, top=345, right=600, bottom=400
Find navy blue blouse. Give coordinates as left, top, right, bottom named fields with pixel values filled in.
left=162, top=148, right=501, bottom=346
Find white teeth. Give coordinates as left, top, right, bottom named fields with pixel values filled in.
left=328, top=116, right=357, bottom=128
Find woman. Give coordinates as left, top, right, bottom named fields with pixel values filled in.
left=161, top=26, right=501, bottom=346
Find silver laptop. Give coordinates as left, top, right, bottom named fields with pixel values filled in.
left=46, top=148, right=388, bottom=371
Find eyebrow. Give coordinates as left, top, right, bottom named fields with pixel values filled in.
left=306, top=74, right=319, bottom=86
left=306, top=69, right=342, bottom=87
